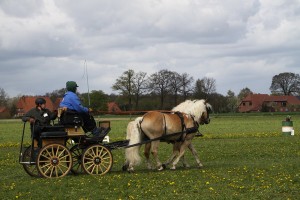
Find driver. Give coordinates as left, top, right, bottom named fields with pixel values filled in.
left=59, top=81, right=109, bottom=138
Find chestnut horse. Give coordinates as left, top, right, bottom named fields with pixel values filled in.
left=123, top=99, right=211, bottom=172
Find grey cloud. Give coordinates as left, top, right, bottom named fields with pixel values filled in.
left=0, top=0, right=299, bottom=97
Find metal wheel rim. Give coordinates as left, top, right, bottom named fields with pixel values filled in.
left=37, top=144, right=72, bottom=178
left=82, top=145, right=113, bottom=175
left=70, top=144, right=84, bottom=174
left=22, top=146, right=40, bottom=177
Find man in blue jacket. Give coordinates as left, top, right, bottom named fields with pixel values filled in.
left=60, top=81, right=108, bottom=138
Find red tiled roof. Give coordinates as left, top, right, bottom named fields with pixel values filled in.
left=17, top=96, right=55, bottom=113
left=265, top=96, right=300, bottom=105
left=107, top=102, right=121, bottom=112
left=239, top=94, right=300, bottom=112
left=54, top=98, right=63, bottom=109
left=239, top=94, right=269, bottom=112
left=0, top=107, right=7, bottom=113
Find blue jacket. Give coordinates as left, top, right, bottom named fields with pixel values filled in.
left=59, top=91, right=88, bottom=113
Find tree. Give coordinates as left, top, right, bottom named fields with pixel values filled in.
left=112, top=69, right=135, bottom=110
left=270, top=72, right=300, bottom=95
left=132, top=71, right=148, bottom=110
left=45, top=88, right=66, bottom=102
left=179, top=73, right=194, bottom=100
left=148, top=69, right=173, bottom=109
left=169, top=71, right=182, bottom=105
left=193, top=77, right=216, bottom=99
left=237, top=87, right=253, bottom=101
left=81, top=90, right=108, bottom=111
left=226, top=90, right=238, bottom=112
left=0, top=88, right=9, bottom=106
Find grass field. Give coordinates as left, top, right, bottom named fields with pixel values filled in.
left=0, top=114, right=299, bottom=199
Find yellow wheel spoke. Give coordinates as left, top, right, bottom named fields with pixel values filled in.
left=37, top=144, right=72, bottom=178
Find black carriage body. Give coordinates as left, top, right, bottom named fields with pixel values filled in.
left=19, top=108, right=113, bottom=178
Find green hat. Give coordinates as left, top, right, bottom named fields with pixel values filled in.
left=66, top=81, right=78, bottom=92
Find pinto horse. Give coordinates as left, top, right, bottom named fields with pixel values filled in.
left=123, top=99, right=212, bottom=172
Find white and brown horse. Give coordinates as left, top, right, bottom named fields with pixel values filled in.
left=123, top=99, right=212, bottom=172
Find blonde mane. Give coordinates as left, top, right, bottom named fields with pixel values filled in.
left=172, top=99, right=211, bottom=123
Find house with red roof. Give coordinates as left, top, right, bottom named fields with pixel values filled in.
left=16, top=96, right=56, bottom=117
left=238, top=94, right=300, bottom=112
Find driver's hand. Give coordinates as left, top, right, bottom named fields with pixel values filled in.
left=29, top=118, right=35, bottom=124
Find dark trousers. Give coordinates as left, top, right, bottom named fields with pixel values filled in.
left=80, top=113, right=97, bottom=133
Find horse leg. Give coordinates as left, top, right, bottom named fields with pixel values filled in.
left=151, top=141, right=163, bottom=171
left=181, top=154, right=190, bottom=168
left=144, top=143, right=152, bottom=170
left=170, top=140, right=190, bottom=170
left=188, top=143, right=203, bottom=168
left=163, top=142, right=179, bottom=169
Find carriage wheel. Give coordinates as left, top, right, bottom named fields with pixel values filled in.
left=82, top=144, right=113, bottom=175
left=22, top=146, right=40, bottom=177
left=36, top=144, right=72, bottom=178
left=70, top=144, right=84, bottom=174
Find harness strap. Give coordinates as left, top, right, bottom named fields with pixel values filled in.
left=174, top=112, right=186, bottom=142
left=163, top=113, right=167, bottom=136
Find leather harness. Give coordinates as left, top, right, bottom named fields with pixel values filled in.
left=140, top=111, right=199, bottom=143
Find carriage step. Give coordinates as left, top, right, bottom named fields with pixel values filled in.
left=19, top=161, right=36, bottom=164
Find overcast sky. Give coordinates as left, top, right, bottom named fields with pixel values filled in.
left=1, top=0, right=299, bottom=98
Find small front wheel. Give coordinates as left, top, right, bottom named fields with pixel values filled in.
left=22, top=146, right=40, bottom=177
left=70, top=144, right=84, bottom=174
left=81, top=144, right=113, bottom=175
left=37, top=144, right=72, bottom=178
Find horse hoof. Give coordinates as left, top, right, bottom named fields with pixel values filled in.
left=127, top=169, right=134, bottom=173
left=162, top=164, right=167, bottom=169
left=157, top=166, right=164, bottom=171
left=122, top=165, right=128, bottom=171
left=170, top=166, right=176, bottom=170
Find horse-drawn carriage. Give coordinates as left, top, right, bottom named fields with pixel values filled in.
left=19, top=99, right=211, bottom=178
left=19, top=107, right=128, bottom=178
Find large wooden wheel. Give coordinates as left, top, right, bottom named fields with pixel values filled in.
left=36, top=144, right=72, bottom=178
left=70, top=144, right=84, bottom=174
left=81, top=144, right=113, bottom=175
left=22, top=146, right=40, bottom=177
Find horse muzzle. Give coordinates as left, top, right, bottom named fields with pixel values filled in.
left=203, top=118, right=210, bottom=124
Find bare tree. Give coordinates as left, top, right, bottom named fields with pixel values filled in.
left=112, top=69, right=135, bottom=110
left=169, top=71, right=182, bottom=105
left=148, top=69, right=172, bottom=109
left=132, top=71, right=148, bottom=110
left=270, top=72, right=300, bottom=95
left=194, top=77, right=216, bottom=99
left=180, top=73, right=194, bottom=100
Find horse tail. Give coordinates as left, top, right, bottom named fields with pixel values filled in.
left=124, top=117, right=143, bottom=170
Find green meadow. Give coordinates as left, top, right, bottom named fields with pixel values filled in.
left=0, top=114, right=299, bottom=199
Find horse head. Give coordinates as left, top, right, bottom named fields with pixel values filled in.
left=172, top=99, right=212, bottom=125
left=199, top=102, right=212, bottom=125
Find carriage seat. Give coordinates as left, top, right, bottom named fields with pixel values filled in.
left=58, top=107, right=83, bottom=127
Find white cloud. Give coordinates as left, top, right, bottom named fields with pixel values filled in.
left=0, top=0, right=299, bottom=97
